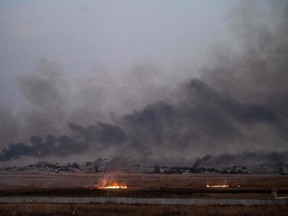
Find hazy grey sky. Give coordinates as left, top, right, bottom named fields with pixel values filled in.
left=0, top=0, right=242, bottom=107
left=0, top=0, right=236, bottom=70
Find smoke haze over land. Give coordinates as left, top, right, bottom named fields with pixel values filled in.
left=0, top=1, right=288, bottom=164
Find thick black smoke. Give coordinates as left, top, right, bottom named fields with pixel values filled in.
left=119, top=79, right=280, bottom=158
left=0, top=1, right=288, bottom=163
left=0, top=79, right=285, bottom=162
left=0, top=135, right=87, bottom=162
left=0, top=122, right=127, bottom=162
left=193, top=151, right=288, bottom=169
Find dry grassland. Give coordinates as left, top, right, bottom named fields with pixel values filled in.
left=0, top=203, right=288, bottom=216
left=0, top=174, right=287, bottom=199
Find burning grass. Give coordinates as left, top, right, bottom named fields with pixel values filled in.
left=97, top=175, right=128, bottom=189
left=206, top=184, right=229, bottom=188
left=98, top=183, right=127, bottom=189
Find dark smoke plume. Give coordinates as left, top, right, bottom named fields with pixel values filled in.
left=0, top=1, right=288, bottom=163
left=0, top=79, right=285, bottom=162
left=193, top=151, right=288, bottom=169
left=0, top=135, right=87, bottom=162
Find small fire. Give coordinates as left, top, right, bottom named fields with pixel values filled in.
left=98, top=182, right=127, bottom=189
left=206, top=184, right=229, bottom=188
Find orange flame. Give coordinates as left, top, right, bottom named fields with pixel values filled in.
left=98, top=182, right=127, bottom=189
left=206, top=184, right=229, bottom=188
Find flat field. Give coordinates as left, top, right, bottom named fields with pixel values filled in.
left=1, top=203, right=288, bottom=216
left=0, top=173, right=287, bottom=216
left=0, top=173, right=287, bottom=199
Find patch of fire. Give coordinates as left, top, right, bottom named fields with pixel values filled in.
left=98, top=182, right=127, bottom=189
left=206, top=184, right=229, bottom=188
